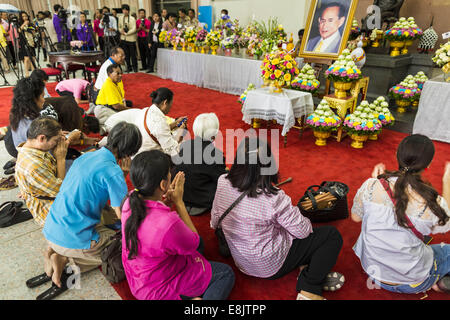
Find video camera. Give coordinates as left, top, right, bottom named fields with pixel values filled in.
left=9, top=15, right=19, bottom=25
left=58, top=8, right=68, bottom=22
left=102, top=13, right=111, bottom=25
left=140, top=18, right=145, bottom=26
left=123, top=24, right=129, bottom=33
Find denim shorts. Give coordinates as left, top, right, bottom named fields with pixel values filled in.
left=376, top=244, right=449, bottom=294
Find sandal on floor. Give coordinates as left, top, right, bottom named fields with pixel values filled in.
left=0, top=176, right=17, bottom=190
left=323, top=272, right=345, bottom=292
left=4, top=167, right=15, bottom=175
left=26, top=273, right=52, bottom=288
left=437, top=276, right=450, bottom=294
left=0, top=205, right=32, bottom=228
left=36, top=271, right=71, bottom=300
left=3, top=160, right=16, bottom=170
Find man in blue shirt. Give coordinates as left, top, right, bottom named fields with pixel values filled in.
left=32, top=122, right=142, bottom=299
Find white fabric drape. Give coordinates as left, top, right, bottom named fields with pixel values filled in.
left=242, top=87, right=314, bottom=136
left=157, top=48, right=304, bottom=96
left=412, top=77, right=450, bottom=143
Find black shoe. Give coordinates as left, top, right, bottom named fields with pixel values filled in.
left=26, top=272, right=52, bottom=288
left=147, top=69, right=154, bottom=73
left=3, top=159, right=15, bottom=170
left=127, top=69, right=132, bottom=73
left=36, top=269, right=71, bottom=300
left=4, top=167, right=15, bottom=175
left=140, top=67, right=147, bottom=71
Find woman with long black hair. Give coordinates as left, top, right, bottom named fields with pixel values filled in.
left=352, top=134, right=450, bottom=294
left=18, top=11, right=36, bottom=77
left=121, top=150, right=235, bottom=300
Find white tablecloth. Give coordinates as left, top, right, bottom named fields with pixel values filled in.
left=413, top=77, right=450, bottom=143
left=157, top=48, right=304, bottom=95
left=242, top=87, right=314, bottom=136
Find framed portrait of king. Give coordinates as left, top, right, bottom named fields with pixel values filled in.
left=299, top=0, right=359, bottom=60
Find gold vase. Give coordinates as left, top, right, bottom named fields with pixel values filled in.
left=211, top=45, right=217, bottom=55
left=390, top=41, right=405, bottom=57
left=172, top=41, right=177, bottom=50
left=314, top=130, right=331, bottom=146
left=396, top=99, right=411, bottom=113
left=368, top=133, right=378, bottom=141
left=401, top=39, right=413, bottom=55
left=371, top=31, right=383, bottom=47
left=252, top=119, right=261, bottom=129
left=333, top=81, right=353, bottom=99
left=201, top=46, right=206, bottom=54
left=350, top=134, right=368, bottom=149
left=412, top=100, right=419, bottom=108
left=182, top=43, right=186, bottom=51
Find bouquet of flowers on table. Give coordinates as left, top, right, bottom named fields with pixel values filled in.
left=167, top=28, right=179, bottom=46
left=432, top=40, right=450, bottom=80
left=206, top=30, right=222, bottom=54
left=184, top=26, right=198, bottom=47
left=274, top=24, right=287, bottom=46
left=248, top=34, right=263, bottom=58
left=238, top=83, right=256, bottom=108
left=221, top=36, right=235, bottom=55
left=291, top=63, right=320, bottom=94
left=414, top=71, right=428, bottom=89
left=389, top=75, right=421, bottom=102
left=260, top=38, right=278, bottom=55
left=195, top=28, right=208, bottom=48
left=368, top=97, right=395, bottom=127
left=349, top=19, right=361, bottom=40
left=261, top=50, right=300, bottom=91
left=306, top=100, right=341, bottom=146
left=159, top=30, right=168, bottom=46
left=325, top=49, right=362, bottom=82
left=70, top=40, right=83, bottom=53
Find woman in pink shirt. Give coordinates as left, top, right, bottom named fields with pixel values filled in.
left=93, top=11, right=104, bottom=52
left=211, top=137, right=344, bottom=300
left=121, top=150, right=235, bottom=300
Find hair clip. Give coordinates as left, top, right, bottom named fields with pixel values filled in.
left=134, top=188, right=139, bottom=192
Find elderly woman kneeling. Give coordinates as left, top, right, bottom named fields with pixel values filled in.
left=173, top=113, right=227, bottom=216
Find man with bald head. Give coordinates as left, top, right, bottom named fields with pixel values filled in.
left=306, top=2, right=347, bottom=54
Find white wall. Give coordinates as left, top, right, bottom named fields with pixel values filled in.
left=199, top=0, right=311, bottom=38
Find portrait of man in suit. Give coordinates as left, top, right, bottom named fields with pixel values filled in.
left=306, top=1, right=349, bottom=54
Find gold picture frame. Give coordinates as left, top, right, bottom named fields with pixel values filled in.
left=299, top=0, right=359, bottom=60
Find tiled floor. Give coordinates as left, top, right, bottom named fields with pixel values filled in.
left=0, top=142, right=121, bottom=300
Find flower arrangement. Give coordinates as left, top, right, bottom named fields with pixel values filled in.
left=195, top=28, right=208, bottom=47
left=291, top=63, right=320, bottom=94
left=405, top=17, right=423, bottom=40
left=306, top=100, right=341, bottom=132
left=167, top=28, right=179, bottom=46
left=368, top=97, right=395, bottom=126
left=384, top=17, right=415, bottom=42
left=184, top=26, right=198, bottom=46
left=388, top=75, right=421, bottom=102
left=414, top=71, right=428, bottom=89
left=343, top=104, right=382, bottom=136
left=238, top=83, right=256, bottom=107
left=349, top=19, right=361, bottom=40
left=432, top=40, right=450, bottom=67
left=261, top=38, right=278, bottom=55
left=261, top=50, right=300, bottom=90
left=159, top=30, right=168, bottom=44
left=325, top=49, right=362, bottom=83
left=274, top=24, right=287, bottom=45
left=248, top=34, right=263, bottom=57
left=206, top=30, right=222, bottom=48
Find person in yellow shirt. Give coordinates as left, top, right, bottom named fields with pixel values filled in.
left=0, top=24, right=9, bottom=72
left=94, top=64, right=131, bottom=133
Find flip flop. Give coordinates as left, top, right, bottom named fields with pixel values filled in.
left=323, top=272, right=345, bottom=292
left=3, top=160, right=15, bottom=170
left=26, top=273, right=52, bottom=288
left=0, top=176, right=17, bottom=190
left=4, top=167, right=15, bottom=175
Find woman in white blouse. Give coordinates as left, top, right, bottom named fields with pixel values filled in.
left=100, top=87, right=187, bottom=157
left=352, top=134, right=450, bottom=294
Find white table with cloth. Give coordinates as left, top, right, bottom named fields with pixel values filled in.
left=157, top=48, right=304, bottom=95
left=412, top=77, right=450, bottom=143
left=242, top=87, right=314, bottom=145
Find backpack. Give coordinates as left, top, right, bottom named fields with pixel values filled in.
left=100, top=230, right=126, bottom=283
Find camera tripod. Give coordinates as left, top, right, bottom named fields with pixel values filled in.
left=9, top=22, right=39, bottom=80
left=103, top=21, right=117, bottom=58
left=36, top=25, right=57, bottom=62
left=0, top=45, right=20, bottom=85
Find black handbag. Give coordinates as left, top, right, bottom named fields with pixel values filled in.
left=297, top=181, right=349, bottom=223
left=215, top=190, right=250, bottom=257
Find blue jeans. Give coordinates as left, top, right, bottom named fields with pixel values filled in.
left=377, top=244, right=450, bottom=294
left=202, top=261, right=235, bottom=300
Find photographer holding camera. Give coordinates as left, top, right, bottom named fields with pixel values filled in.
left=136, top=9, right=150, bottom=71
left=99, top=7, right=118, bottom=57
left=52, top=4, right=72, bottom=45
left=118, top=4, right=137, bottom=73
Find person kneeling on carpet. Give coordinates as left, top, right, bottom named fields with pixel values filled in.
left=94, top=64, right=133, bottom=134
left=173, top=113, right=228, bottom=216
left=122, top=150, right=235, bottom=300
left=352, top=134, right=450, bottom=295
left=55, top=78, right=91, bottom=105
left=31, top=122, right=142, bottom=300
left=15, top=117, right=69, bottom=227
left=210, top=137, right=344, bottom=300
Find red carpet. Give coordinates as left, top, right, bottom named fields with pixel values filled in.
left=1, top=73, right=449, bottom=300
